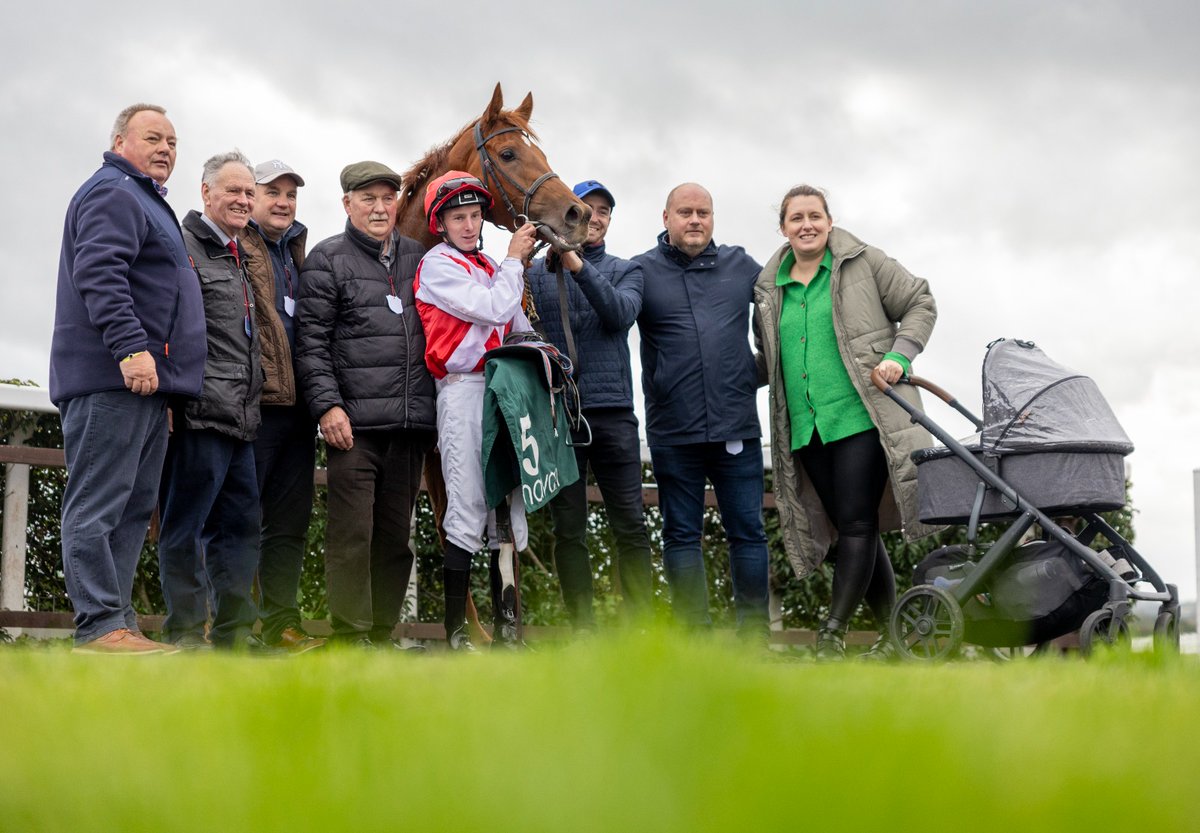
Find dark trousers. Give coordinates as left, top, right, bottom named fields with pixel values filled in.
left=325, top=430, right=430, bottom=640
left=59, top=392, right=168, bottom=644
left=158, top=428, right=260, bottom=646
left=796, top=428, right=893, bottom=626
left=549, top=408, right=653, bottom=628
left=650, top=440, right=769, bottom=635
left=252, top=404, right=316, bottom=643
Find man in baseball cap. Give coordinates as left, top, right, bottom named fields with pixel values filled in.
left=526, top=179, right=655, bottom=632
left=237, top=159, right=323, bottom=652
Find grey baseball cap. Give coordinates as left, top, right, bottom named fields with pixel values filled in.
left=340, top=161, right=403, bottom=193
left=254, top=159, right=305, bottom=187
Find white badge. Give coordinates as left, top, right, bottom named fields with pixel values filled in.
left=283, top=295, right=296, bottom=317
left=725, top=439, right=744, bottom=456
left=386, top=294, right=404, bottom=314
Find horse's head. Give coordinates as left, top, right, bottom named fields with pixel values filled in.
left=464, top=84, right=590, bottom=250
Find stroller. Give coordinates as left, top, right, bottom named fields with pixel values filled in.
left=878, top=338, right=1179, bottom=660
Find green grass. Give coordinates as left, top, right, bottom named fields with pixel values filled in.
left=1, top=634, right=1197, bottom=832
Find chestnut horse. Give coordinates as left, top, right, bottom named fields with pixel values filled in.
left=396, top=83, right=589, bottom=252
left=397, top=84, right=587, bottom=642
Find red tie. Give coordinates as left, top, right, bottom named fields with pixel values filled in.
left=227, top=240, right=240, bottom=266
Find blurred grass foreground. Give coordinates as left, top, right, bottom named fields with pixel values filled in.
left=2, top=633, right=1198, bottom=832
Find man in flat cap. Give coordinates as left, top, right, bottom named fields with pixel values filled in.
left=295, top=162, right=435, bottom=648
left=239, top=159, right=323, bottom=653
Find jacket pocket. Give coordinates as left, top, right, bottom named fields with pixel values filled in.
left=189, top=360, right=249, bottom=425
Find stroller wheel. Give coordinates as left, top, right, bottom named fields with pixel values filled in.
left=1079, top=608, right=1131, bottom=657
left=890, top=585, right=965, bottom=662
left=1153, top=610, right=1181, bottom=655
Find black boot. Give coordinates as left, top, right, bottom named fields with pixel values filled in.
left=859, top=630, right=896, bottom=662
left=489, top=550, right=522, bottom=651
left=443, top=566, right=476, bottom=653
left=815, top=618, right=847, bottom=662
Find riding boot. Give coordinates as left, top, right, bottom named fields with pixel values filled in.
left=489, top=550, right=522, bottom=650
left=443, top=565, right=476, bottom=653
left=815, top=617, right=848, bottom=662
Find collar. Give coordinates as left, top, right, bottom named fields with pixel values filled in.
left=102, top=151, right=169, bottom=197
left=199, top=213, right=234, bottom=247
left=776, top=247, right=833, bottom=286
left=583, top=241, right=607, bottom=263
left=656, top=230, right=717, bottom=268
left=344, top=219, right=397, bottom=260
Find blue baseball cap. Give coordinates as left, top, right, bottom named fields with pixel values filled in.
left=572, top=179, right=615, bottom=208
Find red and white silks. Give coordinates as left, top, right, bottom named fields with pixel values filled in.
left=414, top=243, right=531, bottom=379
left=415, top=242, right=531, bottom=552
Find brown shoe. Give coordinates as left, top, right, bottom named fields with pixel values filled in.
left=73, top=628, right=170, bottom=656
left=273, top=627, right=326, bottom=655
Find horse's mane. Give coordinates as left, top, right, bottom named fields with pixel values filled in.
left=396, top=108, right=538, bottom=221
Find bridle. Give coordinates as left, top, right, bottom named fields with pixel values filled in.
left=472, top=121, right=578, bottom=253
left=472, top=119, right=583, bottom=369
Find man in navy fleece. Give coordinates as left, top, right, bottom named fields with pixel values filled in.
left=50, top=103, right=206, bottom=653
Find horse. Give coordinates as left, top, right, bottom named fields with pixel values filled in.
left=396, top=83, right=589, bottom=253
left=396, top=84, right=587, bottom=645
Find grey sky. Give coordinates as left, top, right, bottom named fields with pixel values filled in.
left=3, top=1, right=1197, bottom=598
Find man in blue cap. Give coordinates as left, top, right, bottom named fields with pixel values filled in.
left=526, top=180, right=654, bottom=630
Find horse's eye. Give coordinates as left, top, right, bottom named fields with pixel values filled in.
left=500, top=148, right=517, bottom=162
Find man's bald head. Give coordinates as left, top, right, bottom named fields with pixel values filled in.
left=664, top=182, right=712, bottom=213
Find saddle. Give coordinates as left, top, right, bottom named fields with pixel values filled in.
left=483, top=331, right=590, bottom=445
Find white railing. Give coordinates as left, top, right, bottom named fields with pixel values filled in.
left=1, top=383, right=55, bottom=614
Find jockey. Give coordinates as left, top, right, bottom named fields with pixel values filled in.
left=414, top=170, right=538, bottom=651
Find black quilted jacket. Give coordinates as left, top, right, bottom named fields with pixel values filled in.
left=295, top=222, right=435, bottom=434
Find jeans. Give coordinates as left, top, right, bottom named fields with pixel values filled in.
left=549, top=408, right=653, bottom=628
left=59, top=392, right=169, bottom=644
left=252, top=404, right=316, bottom=643
left=650, top=440, right=769, bottom=635
left=324, top=430, right=430, bottom=640
left=158, top=428, right=260, bottom=646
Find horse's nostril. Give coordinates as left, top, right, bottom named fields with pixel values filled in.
left=565, top=205, right=586, bottom=228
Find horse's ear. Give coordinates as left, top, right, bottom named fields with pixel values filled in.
left=514, top=92, right=533, bottom=122
left=483, top=83, right=504, bottom=126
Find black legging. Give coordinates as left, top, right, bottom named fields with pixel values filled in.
left=796, top=428, right=895, bottom=629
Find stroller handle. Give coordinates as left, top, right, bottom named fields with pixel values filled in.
left=871, top=367, right=983, bottom=429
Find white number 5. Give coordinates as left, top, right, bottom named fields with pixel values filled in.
left=519, top=414, right=540, bottom=477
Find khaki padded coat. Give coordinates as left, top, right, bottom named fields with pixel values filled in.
left=753, top=227, right=940, bottom=579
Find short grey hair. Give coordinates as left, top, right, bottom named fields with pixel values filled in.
left=201, top=150, right=254, bottom=189
left=110, top=103, right=168, bottom=147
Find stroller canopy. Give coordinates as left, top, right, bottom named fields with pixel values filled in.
left=980, top=339, right=1134, bottom=455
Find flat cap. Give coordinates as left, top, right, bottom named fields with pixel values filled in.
left=254, top=159, right=305, bottom=186
left=340, top=161, right=403, bottom=193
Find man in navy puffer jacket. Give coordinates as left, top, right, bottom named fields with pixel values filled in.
left=526, top=180, right=653, bottom=629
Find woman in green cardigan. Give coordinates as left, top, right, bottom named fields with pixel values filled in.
left=754, top=185, right=937, bottom=660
